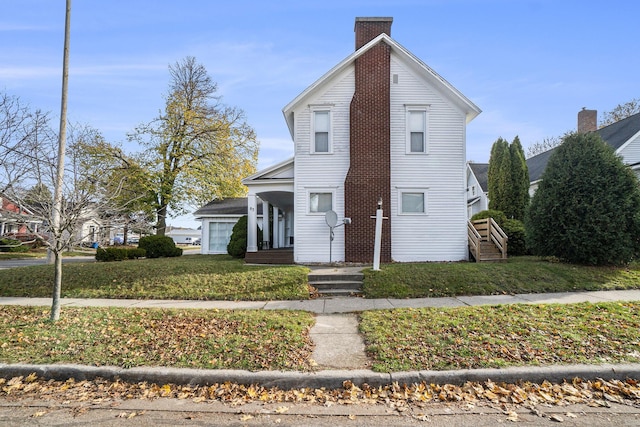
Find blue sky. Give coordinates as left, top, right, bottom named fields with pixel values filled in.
left=2, top=0, right=639, bottom=227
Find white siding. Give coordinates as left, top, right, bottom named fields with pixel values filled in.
left=617, top=132, right=640, bottom=165
left=389, top=55, right=468, bottom=262
left=293, top=67, right=354, bottom=263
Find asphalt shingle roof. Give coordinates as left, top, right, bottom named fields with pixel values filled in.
left=526, top=112, right=640, bottom=182
left=193, top=197, right=262, bottom=217
left=469, top=163, right=489, bottom=192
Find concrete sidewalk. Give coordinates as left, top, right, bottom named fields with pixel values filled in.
left=2, top=288, right=640, bottom=313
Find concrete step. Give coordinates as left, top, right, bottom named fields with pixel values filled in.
left=314, top=289, right=364, bottom=297
left=308, top=273, right=364, bottom=282
left=311, top=280, right=363, bottom=291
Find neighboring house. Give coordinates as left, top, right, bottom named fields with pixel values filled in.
left=165, top=226, right=201, bottom=245
left=194, top=197, right=264, bottom=254
left=466, top=162, right=489, bottom=218
left=527, top=109, right=640, bottom=195
left=0, top=194, right=42, bottom=237
left=242, top=17, right=481, bottom=263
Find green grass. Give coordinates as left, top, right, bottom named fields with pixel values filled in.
left=0, top=306, right=315, bottom=371
left=0, top=254, right=310, bottom=301
left=363, top=256, right=640, bottom=298
left=360, top=302, right=640, bottom=372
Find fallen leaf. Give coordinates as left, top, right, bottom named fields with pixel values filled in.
left=275, top=406, right=289, bottom=414
left=550, top=414, right=564, bottom=422
left=240, top=414, right=254, bottom=421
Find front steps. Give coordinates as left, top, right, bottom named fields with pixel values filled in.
left=308, top=267, right=364, bottom=297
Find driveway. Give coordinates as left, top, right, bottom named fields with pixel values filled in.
left=0, top=256, right=95, bottom=270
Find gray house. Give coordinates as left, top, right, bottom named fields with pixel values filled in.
left=527, top=110, right=640, bottom=195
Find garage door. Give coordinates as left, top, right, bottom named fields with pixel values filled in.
left=208, top=222, right=236, bottom=253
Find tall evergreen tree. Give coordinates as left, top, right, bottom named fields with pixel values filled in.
left=487, top=138, right=510, bottom=213
left=526, top=132, right=640, bottom=265
left=509, top=136, right=529, bottom=220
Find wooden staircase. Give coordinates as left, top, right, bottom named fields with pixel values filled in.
left=468, top=218, right=508, bottom=262
left=244, top=248, right=294, bottom=264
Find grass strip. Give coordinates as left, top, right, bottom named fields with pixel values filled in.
left=0, top=255, right=310, bottom=301
left=360, top=302, right=640, bottom=372
left=0, top=306, right=315, bottom=371
left=363, top=257, right=640, bottom=298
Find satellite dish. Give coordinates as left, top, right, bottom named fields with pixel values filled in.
left=325, top=210, right=338, bottom=227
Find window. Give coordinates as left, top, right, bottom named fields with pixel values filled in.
left=313, top=110, right=330, bottom=153
left=400, top=191, right=426, bottom=214
left=309, top=192, right=333, bottom=213
left=406, top=106, right=429, bottom=153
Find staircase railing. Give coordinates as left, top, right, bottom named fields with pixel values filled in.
left=467, top=220, right=481, bottom=261
left=468, top=218, right=508, bottom=261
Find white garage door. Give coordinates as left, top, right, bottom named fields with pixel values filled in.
left=208, top=222, right=236, bottom=253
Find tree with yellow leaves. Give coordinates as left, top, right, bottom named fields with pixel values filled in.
left=129, top=56, right=259, bottom=235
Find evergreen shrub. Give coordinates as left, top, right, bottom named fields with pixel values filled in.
left=138, top=235, right=182, bottom=258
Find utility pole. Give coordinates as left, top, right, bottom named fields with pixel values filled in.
left=50, top=0, right=72, bottom=321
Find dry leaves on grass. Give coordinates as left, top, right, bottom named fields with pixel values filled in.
left=0, top=307, right=315, bottom=372
left=1, top=374, right=639, bottom=409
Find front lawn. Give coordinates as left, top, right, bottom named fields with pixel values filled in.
left=360, top=302, right=640, bottom=372
left=0, top=306, right=315, bottom=371
left=0, top=254, right=310, bottom=301
left=363, top=256, right=640, bottom=298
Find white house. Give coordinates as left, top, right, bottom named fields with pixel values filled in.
left=466, top=162, right=489, bottom=218
left=527, top=109, right=640, bottom=195
left=165, top=226, right=200, bottom=245
left=242, top=17, right=480, bottom=264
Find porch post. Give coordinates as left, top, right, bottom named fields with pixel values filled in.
left=272, top=206, right=280, bottom=249
left=247, top=194, right=258, bottom=252
left=262, top=200, right=270, bottom=249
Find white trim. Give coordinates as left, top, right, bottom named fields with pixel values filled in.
left=307, top=189, right=335, bottom=215
left=405, top=105, right=430, bottom=154
left=397, top=188, right=428, bottom=215
left=616, top=129, right=640, bottom=154
left=310, top=106, right=333, bottom=154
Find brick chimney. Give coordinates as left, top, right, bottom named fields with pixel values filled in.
left=578, top=108, right=597, bottom=133
left=344, top=17, right=393, bottom=263
left=354, top=17, right=392, bottom=49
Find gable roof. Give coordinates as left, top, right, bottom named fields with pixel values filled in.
left=597, top=111, right=640, bottom=151
left=468, top=163, right=489, bottom=192
left=282, top=33, right=481, bottom=138
left=527, top=112, right=640, bottom=182
left=194, top=197, right=263, bottom=218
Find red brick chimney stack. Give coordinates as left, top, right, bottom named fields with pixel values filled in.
left=354, top=17, right=393, bottom=49
left=578, top=108, right=597, bottom=133
left=344, top=17, right=393, bottom=263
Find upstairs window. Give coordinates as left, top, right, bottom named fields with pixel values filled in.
left=313, top=110, right=331, bottom=153
left=406, top=106, right=429, bottom=153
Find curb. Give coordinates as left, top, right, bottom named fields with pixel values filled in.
left=2, top=363, right=639, bottom=390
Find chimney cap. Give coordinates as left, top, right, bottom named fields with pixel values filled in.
left=354, top=17, right=393, bottom=29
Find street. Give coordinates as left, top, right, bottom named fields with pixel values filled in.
left=1, top=397, right=640, bottom=426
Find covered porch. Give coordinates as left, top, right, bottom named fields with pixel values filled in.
left=242, top=158, right=295, bottom=264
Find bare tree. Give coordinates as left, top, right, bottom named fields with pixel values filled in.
left=600, top=98, right=640, bottom=128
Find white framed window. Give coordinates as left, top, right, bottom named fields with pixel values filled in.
left=311, top=108, right=332, bottom=154
left=405, top=105, right=430, bottom=154
left=308, top=191, right=333, bottom=214
left=399, top=190, right=427, bottom=214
